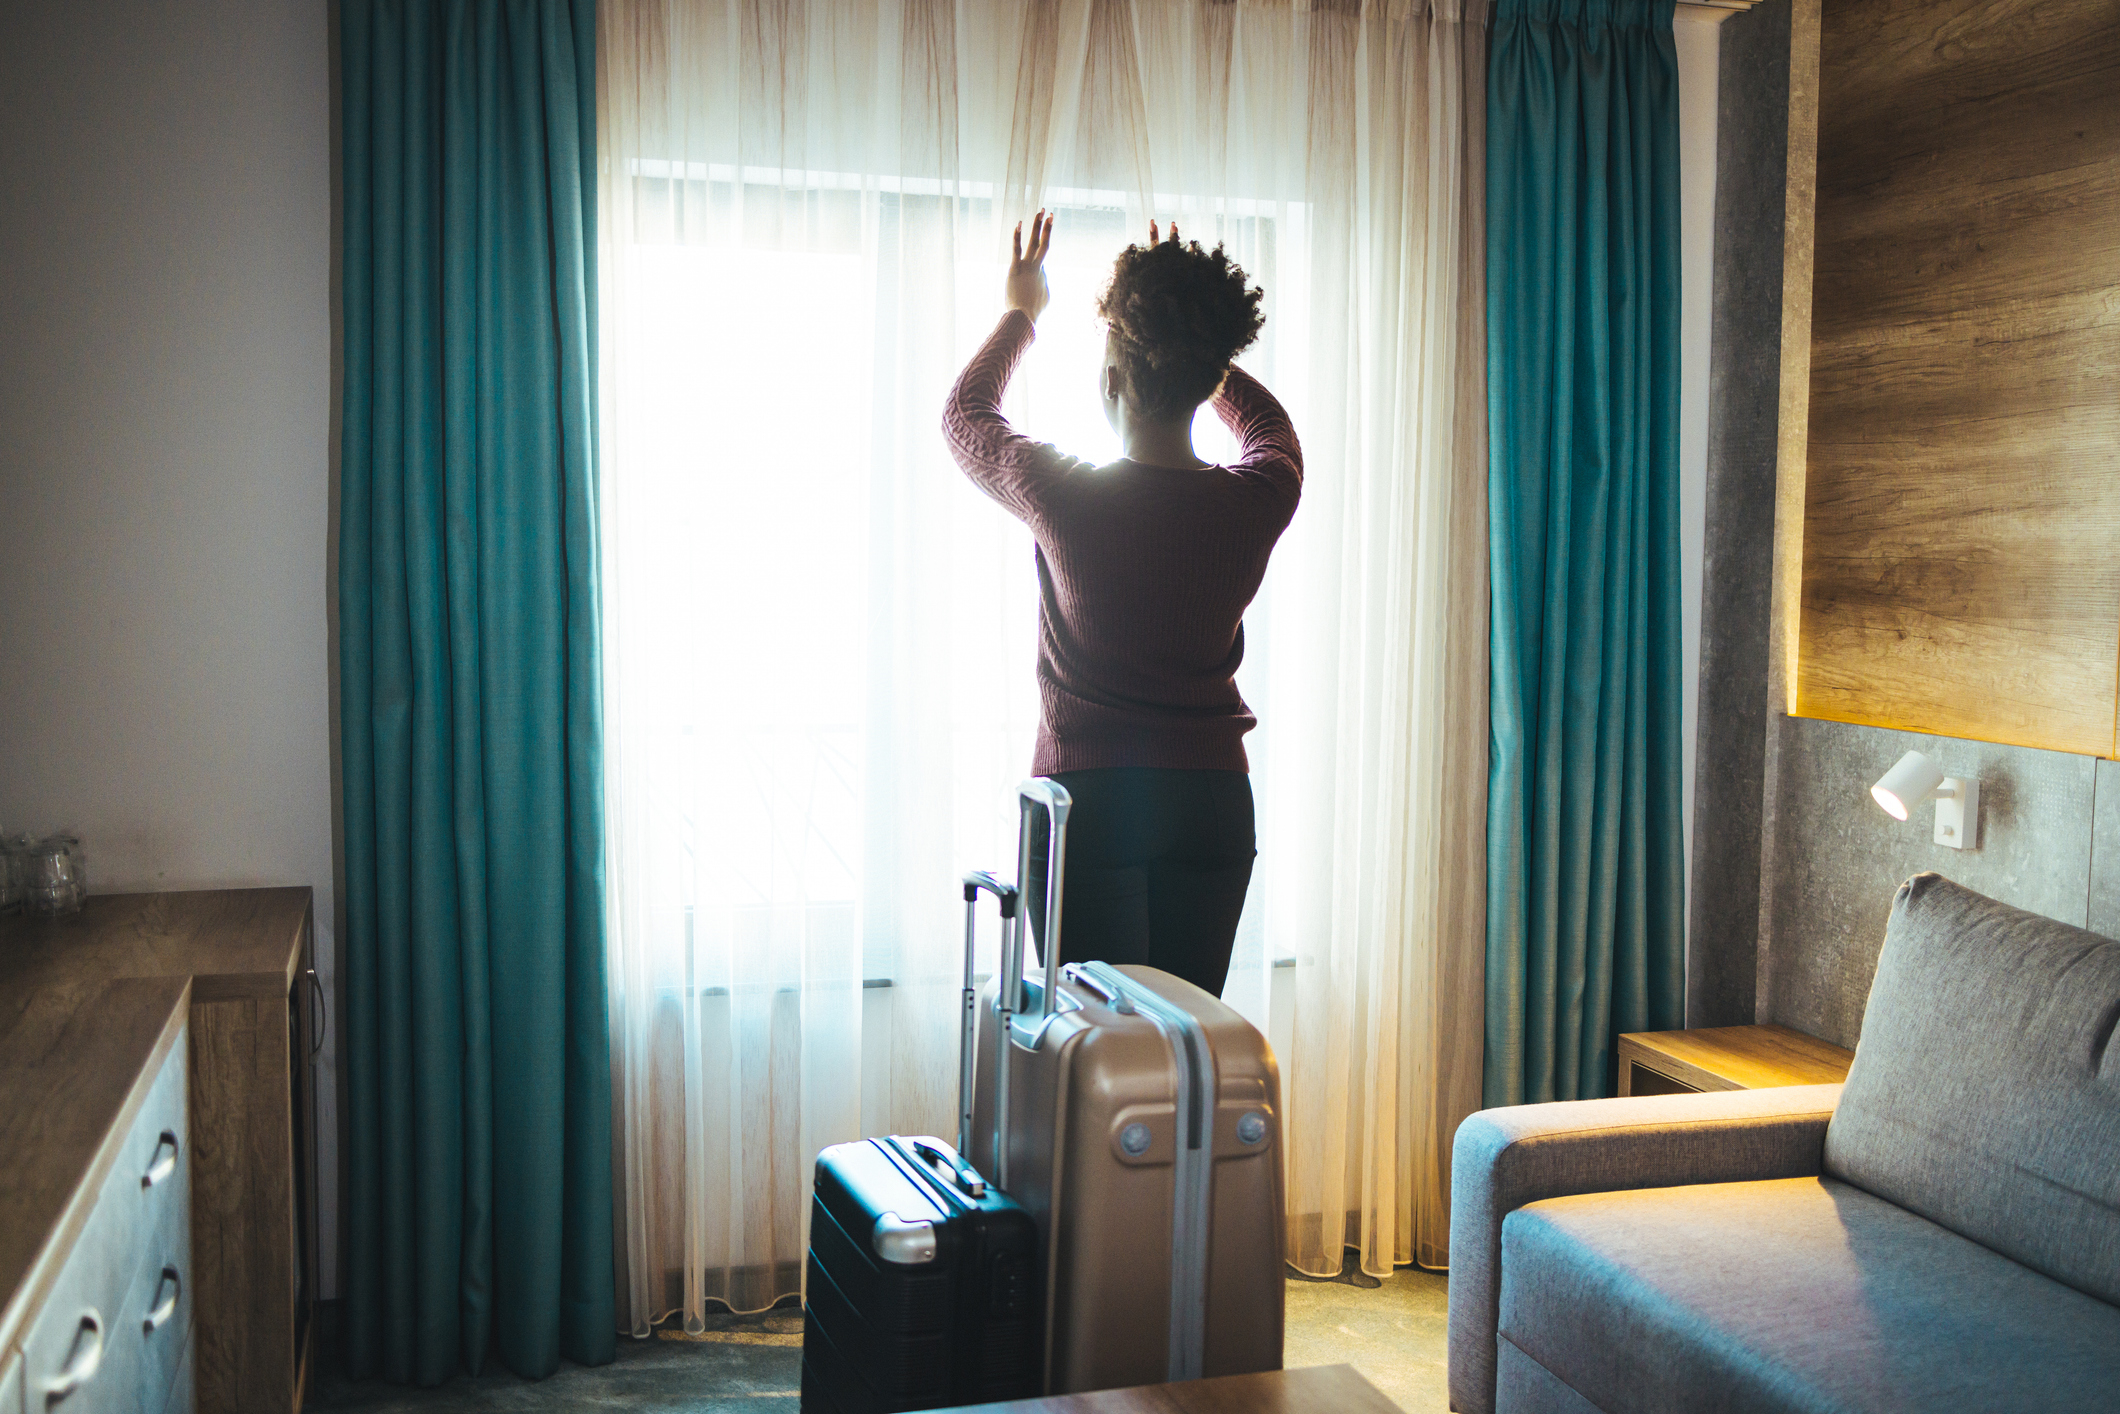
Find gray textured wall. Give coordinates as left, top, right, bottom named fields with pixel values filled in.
left=1691, top=0, right=2120, bottom=1049
left=2094, top=761, right=2120, bottom=937
left=1687, top=0, right=1789, bottom=1028
left=1758, top=717, right=2120, bottom=1047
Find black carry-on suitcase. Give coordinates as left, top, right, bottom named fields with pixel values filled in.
left=799, top=878, right=1043, bottom=1412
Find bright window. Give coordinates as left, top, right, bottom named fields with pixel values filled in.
left=610, top=175, right=1304, bottom=999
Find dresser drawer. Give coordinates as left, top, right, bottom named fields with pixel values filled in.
left=20, top=1029, right=187, bottom=1414
left=120, top=1037, right=189, bottom=1263
left=117, top=1214, right=190, bottom=1414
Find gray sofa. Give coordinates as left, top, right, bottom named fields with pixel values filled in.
left=1447, top=873, right=2120, bottom=1413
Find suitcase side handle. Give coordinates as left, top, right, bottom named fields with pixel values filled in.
left=960, top=873, right=1018, bottom=1159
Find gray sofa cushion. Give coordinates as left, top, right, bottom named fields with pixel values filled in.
left=1499, top=1175, right=2120, bottom=1414
left=1823, top=873, right=2120, bottom=1306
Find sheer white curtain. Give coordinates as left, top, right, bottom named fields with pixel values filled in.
left=596, top=0, right=1488, bottom=1331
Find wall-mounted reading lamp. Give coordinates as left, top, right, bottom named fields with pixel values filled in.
left=1870, top=749, right=1978, bottom=850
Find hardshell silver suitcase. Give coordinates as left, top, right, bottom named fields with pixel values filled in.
left=956, top=778, right=1286, bottom=1395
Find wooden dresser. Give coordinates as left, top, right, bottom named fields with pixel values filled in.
left=0, top=890, right=317, bottom=1414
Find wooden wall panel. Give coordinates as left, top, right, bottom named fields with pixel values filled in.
left=1796, top=0, right=2120, bottom=757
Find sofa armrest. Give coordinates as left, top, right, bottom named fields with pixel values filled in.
left=1445, top=1084, right=1842, bottom=1414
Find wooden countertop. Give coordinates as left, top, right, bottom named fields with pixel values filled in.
left=0, top=888, right=312, bottom=1358
left=0, top=887, right=311, bottom=1001
left=0, top=973, right=191, bottom=1357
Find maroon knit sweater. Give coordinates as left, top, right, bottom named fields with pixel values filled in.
left=943, top=310, right=1303, bottom=775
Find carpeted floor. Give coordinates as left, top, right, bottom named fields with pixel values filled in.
left=1284, top=1265, right=1451, bottom=1413
left=307, top=1304, right=806, bottom=1413
left=308, top=1268, right=1452, bottom=1413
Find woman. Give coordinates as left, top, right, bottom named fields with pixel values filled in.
left=942, top=211, right=1302, bottom=997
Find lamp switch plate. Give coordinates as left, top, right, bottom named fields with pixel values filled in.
left=1935, top=777, right=1978, bottom=849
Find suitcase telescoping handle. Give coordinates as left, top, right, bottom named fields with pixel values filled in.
left=1012, top=778, right=1071, bottom=1027
left=994, top=779, right=1071, bottom=1186
left=956, top=780, right=1072, bottom=1186
left=959, top=871, right=1017, bottom=1159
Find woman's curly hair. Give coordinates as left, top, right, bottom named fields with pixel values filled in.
left=1095, top=237, right=1265, bottom=422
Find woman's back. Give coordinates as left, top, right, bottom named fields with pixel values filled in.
left=943, top=312, right=1301, bottom=774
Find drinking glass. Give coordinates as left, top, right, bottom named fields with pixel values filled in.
left=25, top=834, right=86, bottom=916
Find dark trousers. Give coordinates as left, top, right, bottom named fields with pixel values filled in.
left=1025, top=768, right=1256, bottom=998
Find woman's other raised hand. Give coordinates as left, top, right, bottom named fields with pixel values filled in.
left=1006, top=210, right=1053, bottom=321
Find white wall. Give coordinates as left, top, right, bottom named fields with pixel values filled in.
left=1675, top=7, right=1727, bottom=918
left=0, top=2, right=338, bottom=1294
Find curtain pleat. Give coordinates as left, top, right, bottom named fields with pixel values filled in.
left=1484, top=0, right=1686, bottom=1107
left=339, top=0, right=615, bottom=1384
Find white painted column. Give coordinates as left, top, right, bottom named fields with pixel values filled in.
left=1675, top=6, right=1730, bottom=926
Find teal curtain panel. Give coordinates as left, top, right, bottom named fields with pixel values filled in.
left=1484, top=0, right=1684, bottom=1106
left=338, top=0, right=613, bottom=1384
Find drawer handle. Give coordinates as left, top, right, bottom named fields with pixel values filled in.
left=41, top=1309, right=103, bottom=1403
left=307, top=967, right=326, bottom=1055
left=143, top=1130, right=179, bottom=1188
left=144, top=1267, right=181, bottom=1334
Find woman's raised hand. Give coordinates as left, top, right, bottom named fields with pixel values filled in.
left=1007, top=210, right=1053, bottom=321
left=1147, top=219, right=1180, bottom=247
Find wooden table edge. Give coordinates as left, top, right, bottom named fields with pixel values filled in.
left=937, top=1364, right=1399, bottom=1413
left=1616, top=1035, right=1743, bottom=1094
